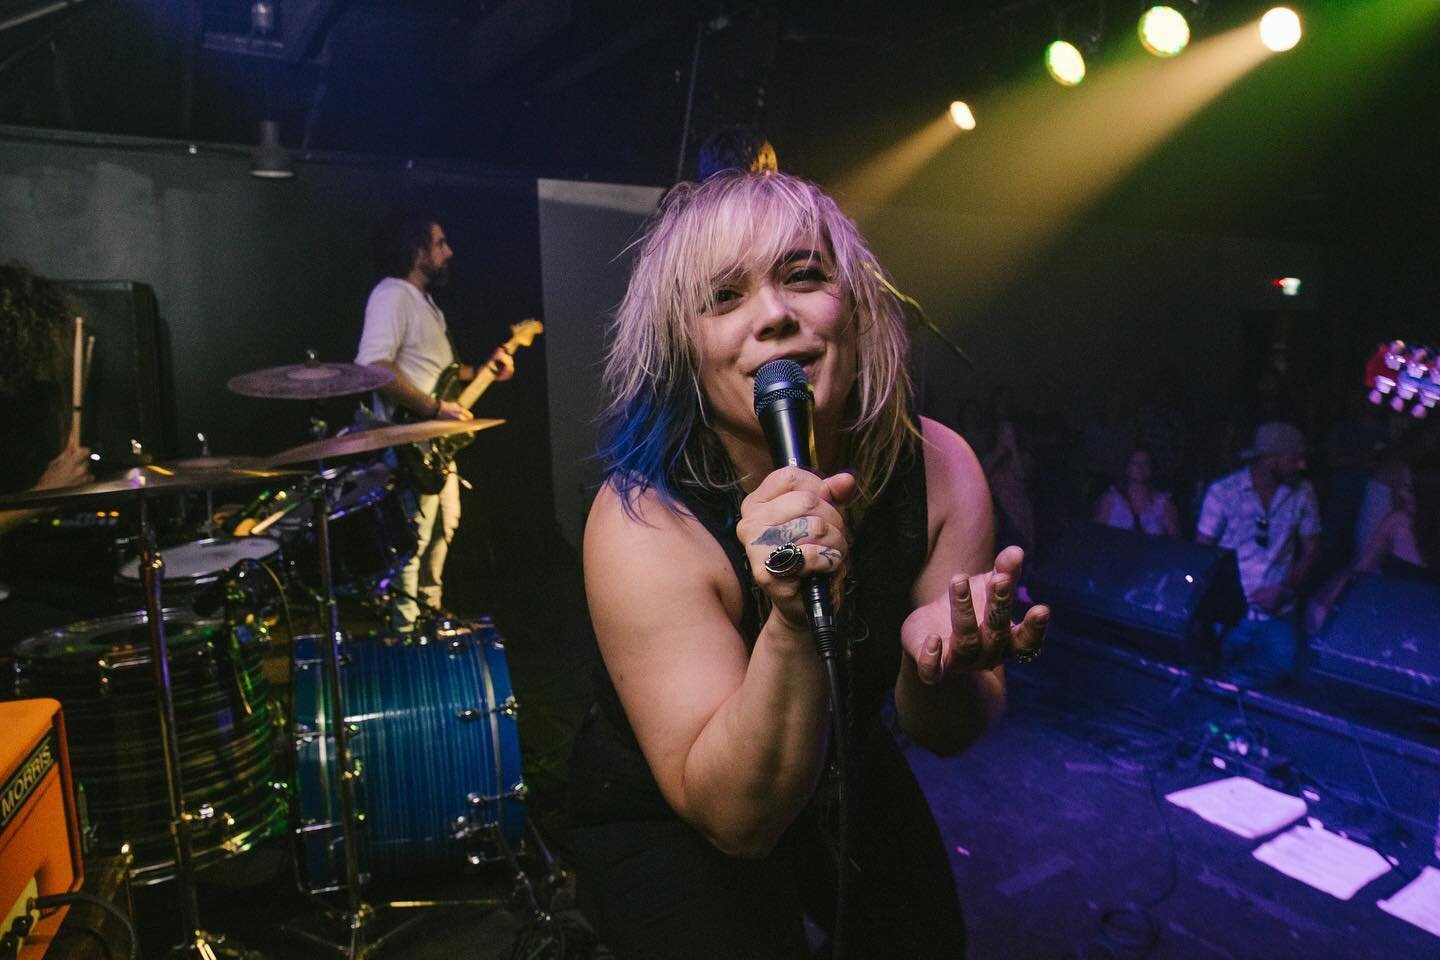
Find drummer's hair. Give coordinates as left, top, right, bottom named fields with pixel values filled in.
left=374, top=210, right=444, bottom=280
left=0, top=263, right=73, bottom=394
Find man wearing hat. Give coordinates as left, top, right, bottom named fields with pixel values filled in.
left=1196, top=421, right=1321, bottom=685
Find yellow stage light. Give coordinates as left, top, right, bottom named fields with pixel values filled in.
left=1045, top=41, right=1087, bottom=86
left=949, top=100, right=977, bottom=131
left=1260, top=8, right=1302, bottom=52
left=1139, top=6, right=1190, bottom=57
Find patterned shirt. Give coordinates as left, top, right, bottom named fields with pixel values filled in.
left=1196, top=466, right=1321, bottom=612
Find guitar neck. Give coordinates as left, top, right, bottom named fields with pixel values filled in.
left=453, top=333, right=524, bottom=410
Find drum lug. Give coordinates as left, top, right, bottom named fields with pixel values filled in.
left=465, top=780, right=528, bottom=808
left=455, top=695, right=519, bottom=723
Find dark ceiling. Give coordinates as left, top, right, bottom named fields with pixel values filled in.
left=0, top=0, right=1436, bottom=260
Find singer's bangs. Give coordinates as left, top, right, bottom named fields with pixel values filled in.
left=598, top=170, right=919, bottom=519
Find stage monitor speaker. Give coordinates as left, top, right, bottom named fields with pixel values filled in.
left=54, top=280, right=171, bottom=461
left=1309, top=572, right=1440, bottom=709
left=1030, top=524, right=1246, bottom=663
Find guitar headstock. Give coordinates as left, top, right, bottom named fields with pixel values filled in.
left=1365, top=340, right=1440, bottom=418
left=510, top=319, right=544, bottom=348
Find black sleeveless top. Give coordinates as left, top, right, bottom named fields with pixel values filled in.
left=585, top=436, right=930, bottom=816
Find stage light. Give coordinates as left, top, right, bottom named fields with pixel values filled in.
left=1139, top=6, right=1190, bottom=57
left=1260, top=7, right=1302, bottom=52
left=949, top=100, right=977, bottom=131
left=1045, top=41, right=1087, bottom=86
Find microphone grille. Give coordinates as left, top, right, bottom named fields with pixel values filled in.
left=753, top=359, right=811, bottom=414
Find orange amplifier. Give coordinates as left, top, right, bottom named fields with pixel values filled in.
left=0, top=699, right=84, bottom=958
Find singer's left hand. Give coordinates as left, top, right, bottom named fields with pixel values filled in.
left=908, top=545, right=1049, bottom=683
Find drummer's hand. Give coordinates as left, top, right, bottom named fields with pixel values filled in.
left=435, top=400, right=473, bottom=421
left=490, top=348, right=516, bottom=382
left=32, top=441, right=93, bottom=491
left=909, top=545, right=1049, bottom=682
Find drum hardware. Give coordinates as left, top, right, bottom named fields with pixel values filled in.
left=0, top=466, right=297, bottom=959
left=226, top=351, right=397, bottom=401
left=455, top=695, right=519, bottom=721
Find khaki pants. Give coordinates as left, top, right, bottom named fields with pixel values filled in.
left=395, top=469, right=461, bottom=626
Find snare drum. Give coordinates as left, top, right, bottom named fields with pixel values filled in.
left=292, top=618, right=525, bottom=890
left=9, top=609, right=287, bottom=885
left=117, top=537, right=284, bottom=618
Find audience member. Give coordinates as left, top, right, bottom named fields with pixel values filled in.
left=1196, top=421, right=1320, bottom=685
left=1094, top=446, right=1180, bottom=537
left=1311, top=455, right=1440, bottom=629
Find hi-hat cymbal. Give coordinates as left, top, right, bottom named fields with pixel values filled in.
left=227, top=361, right=395, bottom=399
left=0, top=464, right=302, bottom=512
left=260, top=419, right=505, bottom=466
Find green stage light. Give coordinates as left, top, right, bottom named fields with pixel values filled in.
left=1139, top=6, right=1190, bottom=57
left=1045, top=40, right=1087, bottom=86
left=1260, top=7, right=1302, bottom=52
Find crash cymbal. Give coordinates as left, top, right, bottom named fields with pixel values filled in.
left=227, top=360, right=395, bottom=399
left=170, top=455, right=265, bottom=471
left=0, top=464, right=303, bottom=512
left=260, top=419, right=505, bottom=466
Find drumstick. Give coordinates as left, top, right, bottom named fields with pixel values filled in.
left=70, top=316, right=84, bottom=447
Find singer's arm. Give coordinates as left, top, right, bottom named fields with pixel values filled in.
left=584, top=480, right=838, bottom=859
left=894, top=418, right=1014, bottom=756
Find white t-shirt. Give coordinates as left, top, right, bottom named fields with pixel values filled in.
left=354, top=277, right=454, bottom=420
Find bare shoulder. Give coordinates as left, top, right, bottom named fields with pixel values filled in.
left=584, top=482, right=745, bottom=639
left=918, top=416, right=989, bottom=515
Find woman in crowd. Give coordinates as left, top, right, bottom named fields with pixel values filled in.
left=1093, top=445, right=1181, bottom=537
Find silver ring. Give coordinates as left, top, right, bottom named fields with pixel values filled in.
left=763, top=542, right=806, bottom=578
left=1013, top=645, right=1042, bottom=664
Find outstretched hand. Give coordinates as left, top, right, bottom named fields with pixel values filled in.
left=910, top=545, right=1049, bottom=683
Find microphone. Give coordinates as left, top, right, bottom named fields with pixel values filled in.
left=753, top=359, right=841, bottom=660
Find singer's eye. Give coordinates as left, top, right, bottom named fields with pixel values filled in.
left=711, top=287, right=743, bottom=309
left=785, top=266, right=830, bottom=286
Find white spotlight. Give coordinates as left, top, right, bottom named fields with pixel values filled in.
left=1260, top=8, right=1302, bottom=52
left=949, top=100, right=977, bottom=131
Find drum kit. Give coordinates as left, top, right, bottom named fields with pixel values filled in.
left=0, top=357, right=550, bottom=958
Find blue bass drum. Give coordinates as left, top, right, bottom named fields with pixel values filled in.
left=292, top=618, right=525, bottom=890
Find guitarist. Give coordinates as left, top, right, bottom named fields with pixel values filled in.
left=355, top=211, right=515, bottom=629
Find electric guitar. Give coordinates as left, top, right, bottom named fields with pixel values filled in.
left=397, top=318, right=543, bottom=494
left=1363, top=340, right=1439, bottom=419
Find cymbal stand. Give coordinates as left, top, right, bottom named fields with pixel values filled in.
left=137, top=495, right=256, bottom=958
left=287, top=465, right=424, bottom=959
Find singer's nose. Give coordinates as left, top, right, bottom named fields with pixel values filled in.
left=751, top=281, right=796, bottom=341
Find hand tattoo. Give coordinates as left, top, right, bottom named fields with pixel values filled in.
left=752, top=517, right=810, bottom=547
left=819, top=546, right=842, bottom=566
left=986, top=601, right=1012, bottom=634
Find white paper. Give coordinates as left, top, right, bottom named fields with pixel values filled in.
left=1165, top=776, right=1307, bottom=839
left=1252, top=824, right=1392, bottom=900
left=1377, top=866, right=1440, bottom=939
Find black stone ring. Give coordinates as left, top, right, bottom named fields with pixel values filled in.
left=763, top=542, right=806, bottom=578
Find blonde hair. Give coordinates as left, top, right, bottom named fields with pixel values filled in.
left=598, top=171, right=918, bottom=513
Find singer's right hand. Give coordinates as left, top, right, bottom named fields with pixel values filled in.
left=736, top=466, right=858, bottom=630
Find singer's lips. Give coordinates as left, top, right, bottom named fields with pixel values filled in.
left=748, top=352, right=821, bottom=379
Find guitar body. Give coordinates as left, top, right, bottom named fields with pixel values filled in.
left=394, top=319, right=544, bottom=495
left=395, top=363, right=464, bottom=495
